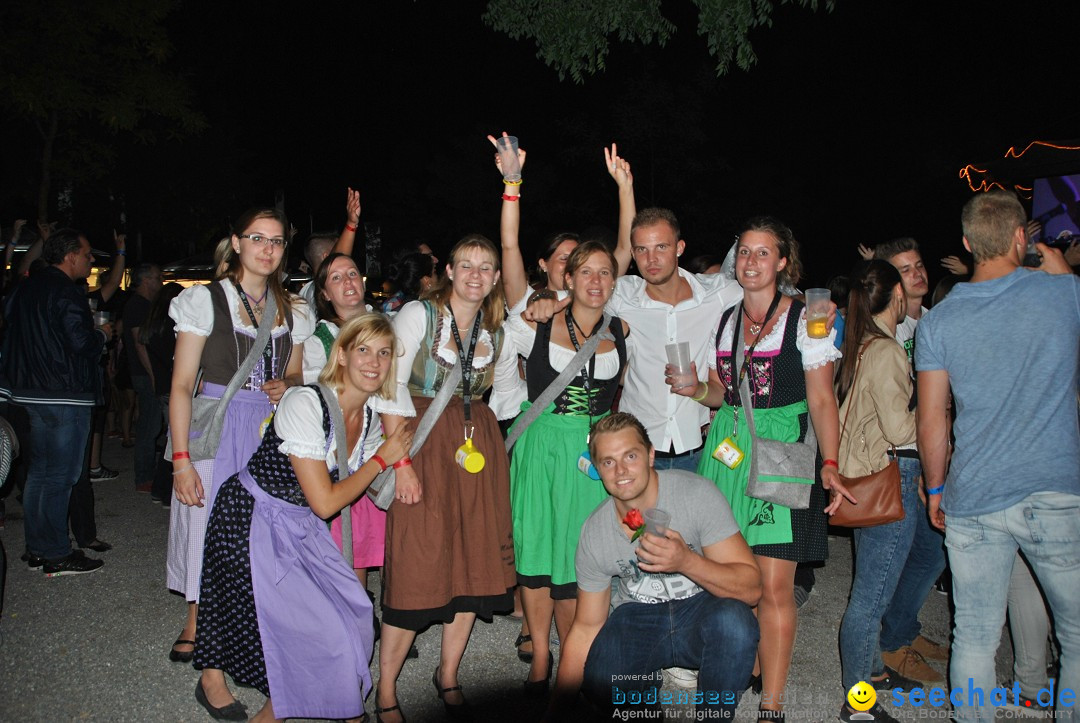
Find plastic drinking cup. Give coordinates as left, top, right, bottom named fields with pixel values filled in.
left=805, top=288, right=830, bottom=339
left=496, top=136, right=522, bottom=183
left=644, top=508, right=671, bottom=537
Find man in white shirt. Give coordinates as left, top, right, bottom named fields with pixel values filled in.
left=609, top=208, right=742, bottom=471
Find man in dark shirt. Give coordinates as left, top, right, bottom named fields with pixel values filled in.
left=122, top=263, right=162, bottom=493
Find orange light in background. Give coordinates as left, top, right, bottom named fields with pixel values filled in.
left=959, top=140, right=1080, bottom=196
left=1005, top=140, right=1080, bottom=159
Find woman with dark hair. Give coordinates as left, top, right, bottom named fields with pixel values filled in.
left=381, top=252, right=436, bottom=315
left=834, top=260, right=920, bottom=722
left=195, top=313, right=411, bottom=722
left=373, top=234, right=521, bottom=722
left=167, top=207, right=312, bottom=718
left=501, top=240, right=629, bottom=694
left=670, top=216, right=852, bottom=723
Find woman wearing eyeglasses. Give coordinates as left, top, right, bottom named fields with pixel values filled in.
left=167, top=208, right=312, bottom=720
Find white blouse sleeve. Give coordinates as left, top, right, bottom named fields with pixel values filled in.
left=381, top=301, right=425, bottom=418
left=275, top=386, right=330, bottom=460
left=488, top=319, right=528, bottom=420
left=169, top=284, right=214, bottom=336
left=302, top=333, right=328, bottom=385
left=796, top=308, right=842, bottom=370
left=290, top=297, right=315, bottom=344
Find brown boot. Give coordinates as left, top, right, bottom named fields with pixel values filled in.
left=880, top=646, right=943, bottom=684
left=909, top=634, right=949, bottom=662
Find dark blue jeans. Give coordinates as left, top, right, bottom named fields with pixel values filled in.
left=23, top=404, right=91, bottom=559
left=653, top=446, right=702, bottom=473
left=879, top=457, right=946, bottom=651
left=839, top=456, right=923, bottom=690
left=583, top=593, right=758, bottom=717
left=131, top=374, right=162, bottom=485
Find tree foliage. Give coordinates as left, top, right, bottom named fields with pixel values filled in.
left=483, top=0, right=834, bottom=83
left=0, top=0, right=205, bottom=218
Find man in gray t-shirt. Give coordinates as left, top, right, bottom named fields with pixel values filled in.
left=548, top=412, right=761, bottom=719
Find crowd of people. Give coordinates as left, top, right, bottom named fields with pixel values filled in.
left=0, top=138, right=1077, bottom=723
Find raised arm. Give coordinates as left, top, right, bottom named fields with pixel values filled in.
left=332, top=187, right=362, bottom=256
left=98, top=231, right=127, bottom=303
left=605, top=144, right=635, bottom=276
left=489, top=132, right=529, bottom=307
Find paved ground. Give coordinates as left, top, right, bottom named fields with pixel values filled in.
left=0, top=436, right=1020, bottom=722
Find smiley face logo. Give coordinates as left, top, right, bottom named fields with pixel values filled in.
left=847, top=681, right=877, bottom=712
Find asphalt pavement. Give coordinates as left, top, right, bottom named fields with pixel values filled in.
left=0, top=436, right=1020, bottom=722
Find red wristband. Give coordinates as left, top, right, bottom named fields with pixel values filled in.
left=823, top=459, right=838, bottom=469
left=345, top=223, right=358, bottom=233
left=172, top=451, right=190, bottom=461
left=501, top=193, right=520, bottom=202
left=371, top=454, right=388, bottom=473
left=392, top=457, right=412, bottom=469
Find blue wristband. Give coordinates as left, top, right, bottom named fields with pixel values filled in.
left=925, top=485, right=945, bottom=495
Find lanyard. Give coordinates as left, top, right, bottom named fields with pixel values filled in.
left=236, top=284, right=274, bottom=373
left=725, top=291, right=781, bottom=435
left=565, top=307, right=601, bottom=436
left=449, top=305, right=483, bottom=422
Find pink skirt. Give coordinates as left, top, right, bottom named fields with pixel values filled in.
left=330, top=496, right=386, bottom=569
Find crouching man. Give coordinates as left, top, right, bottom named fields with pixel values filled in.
left=547, top=412, right=761, bottom=720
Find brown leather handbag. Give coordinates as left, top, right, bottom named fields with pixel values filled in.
left=830, top=341, right=905, bottom=528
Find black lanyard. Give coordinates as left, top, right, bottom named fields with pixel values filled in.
left=236, top=284, right=274, bottom=373
left=565, top=308, right=601, bottom=429
left=727, top=290, right=782, bottom=397
left=449, top=306, right=483, bottom=422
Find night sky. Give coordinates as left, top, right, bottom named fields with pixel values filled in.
left=3, top=0, right=1078, bottom=288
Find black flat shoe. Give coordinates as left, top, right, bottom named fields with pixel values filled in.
left=194, top=678, right=248, bottom=721
left=759, top=707, right=785, bottom=723
left=373, top=702, right=405, bottom=723
left=747, top=673, right=763, bottom=694
left=170, top=638, right=195, bottom=663
left=523, top=651, right=554, bottom=697
left=432, top=667, right=471, bottom=719
left=514, top=633, right=533, bottom=663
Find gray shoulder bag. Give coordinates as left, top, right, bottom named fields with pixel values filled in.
left=166, top=288, right=278, bottom=463
left=504, top=313, right=614, bottom=452
left=365, top=361, right=462, bottom=510
left=317, top=382, right=363, bottom=567
left=733, top=302, right=816, bottom=510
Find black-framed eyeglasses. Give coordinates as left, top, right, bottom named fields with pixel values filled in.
left=239, top=233, right=287, bottom=248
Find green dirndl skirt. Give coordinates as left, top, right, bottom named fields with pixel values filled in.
left=508, top=402, right=609, bottom=597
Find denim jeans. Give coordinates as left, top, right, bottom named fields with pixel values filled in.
left=947, top=492, right=1080, bottom=721
left=654, top=446, right=702, bottom=473
left=131, top=374, right=162, bottom=485
left=23, top=404, right=92, bottom=559
left=839, top=459, right=920, bottom=691
left=583, top=593, right=758, bottom=717
left=879, top=456, right=946, bottom=651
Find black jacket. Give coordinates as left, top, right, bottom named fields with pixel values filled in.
left=0, top=266, right=105, bottom=405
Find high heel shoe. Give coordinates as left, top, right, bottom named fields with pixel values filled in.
left=523, top=651, right=555, bottom=697
left=194, top=678, right=248, bottom=721
left=373, top=701, right=406, bottom=723
left=514, top=633, right=533, bottom=663
left=432, top=667, right=471, bottom=720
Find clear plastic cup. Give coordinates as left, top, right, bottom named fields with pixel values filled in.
left=805, top=288, right=830, bottom=339
left=496, top=135, right=521, bottom=182
left=644, top=508, right=671, bottom=537
left=665, top=342, right=696, bottom=390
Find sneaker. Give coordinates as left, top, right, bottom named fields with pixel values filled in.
left=89, top=465, right=119, bottom=481
left=872, top=664, right=923, bottom=692
left=43, top=549, right=104, bottom=577
left=840, top=703, right=900, bottom=723
left=880, top=647, right=943, bottom=684
left=21, top=551, right=45, bottom=570
left=794, top=584, right=811, bottom=609
left=909, top=634, right=948, bottom=662
left=934, top=572, right=951, bottom=596
left=663, top=667, right=699, bottom=689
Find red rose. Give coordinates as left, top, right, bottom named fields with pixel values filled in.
left=622, top=508, right=646, bottom=541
